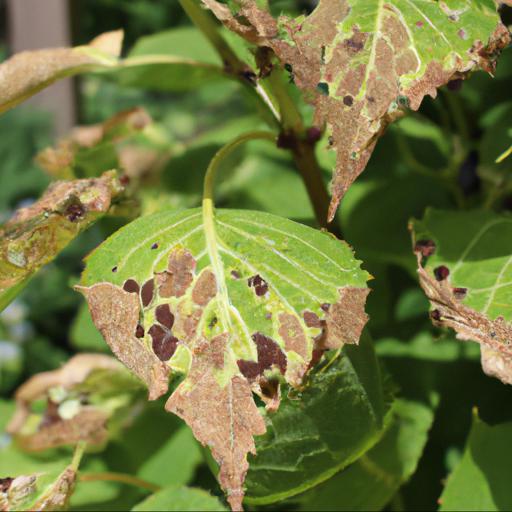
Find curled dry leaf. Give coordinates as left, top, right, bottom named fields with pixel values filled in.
left=0, top=171, right=125, bottom=310
left=202, top=0, right=510, bottom=220
left=0, top=30, right=123, bottom=115
left=411, top=209, right=512, bottom=384
left=7, top=354, right=142, bottom=451
left=78, top=208, right=370, bottom=510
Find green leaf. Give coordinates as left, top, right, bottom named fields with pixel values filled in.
left=244, top=331, right=393, bottom=505
left=78, top=207, right=370, bottom=509
left=411, top=209, right=512, bottom=384
left=297, top=399, right=433, bottom=512
left=202, top=0, right=509, bottom=218
left=0, top=171, right=125, bottom=311
left=439, top=413, right=512, bottom=511
left=132, top=486, right=227, bottom=511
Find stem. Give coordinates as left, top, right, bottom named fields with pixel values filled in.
left=71, top=441, right=87, bottom=471
left=78, top=472, right=161, bottom=493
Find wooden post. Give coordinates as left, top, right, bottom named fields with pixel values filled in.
left=6, top=0, right=76, bottom=135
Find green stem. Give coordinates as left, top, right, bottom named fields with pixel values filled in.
left=78, top=472, right=161, bottom=493
left=71, top=441, right=87, bottom=472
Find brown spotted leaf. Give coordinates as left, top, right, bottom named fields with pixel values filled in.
left=0, top=31, right=123, bottom=115
left=203, top=0, right=510, bottom=220
left=78, top=207, right=369, bottom=510
left=411, top=209, right=512, bottom=384
left=0, top=171, right=125, bottom=310
left=6, top=354, right=144, bottom=451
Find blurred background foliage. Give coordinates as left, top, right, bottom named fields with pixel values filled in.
left=1, top=1, right=512, bottom=511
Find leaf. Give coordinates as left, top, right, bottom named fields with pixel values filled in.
left=439, top=413, right=512, bottom=511
left=411, top=209, right=512, bottom=385
left=203, top=0, right=510, bottom=219
left=78, top=207, right=370, bottom=510
left=132, top=486, right=227, bottom=512
left=0, top=31, right=123, bottom=115
left=70, top=303, right=110, bottom=353
left=6, top=354, right=144, bottom=451
left=0, top=171, right=125, bottom=311
left=244, top=331, right=393, bottom=505
left=297, top=399, right=433, bottom=512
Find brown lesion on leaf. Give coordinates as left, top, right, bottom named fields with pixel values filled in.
left=157, top=248, right=196, bottom=298
left=76, top=283, right=170, bottom=400
left=413, top=248, right=512, bottom=385
left=192, top=270, right=217, bottom=306
left=237, top=332, right=287, bottom=380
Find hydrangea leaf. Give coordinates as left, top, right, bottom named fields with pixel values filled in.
left=78, top=207, right=370, bottom=510
left=0, top=171, right=125, bottom=311
left=6, top=354, right=144, bottom=451
left=202, top=0, right=510, bottom=219
left=411, top=209, right=512, bottom=385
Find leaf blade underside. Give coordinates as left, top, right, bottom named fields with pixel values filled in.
left=202, top=0, right=510, bottom=219
left=78, top=207, right=370, bottom=510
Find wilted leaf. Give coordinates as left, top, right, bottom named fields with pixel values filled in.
left=36, top=108, right=154, bottom=180
left=411, top=209, right=512, bottom=385
left=7, top=354, right=143, bottom=451
left=297, top=399, right=433, bottom=512
left=78, top=207, right=370, bottom=510
left=132, top=486, right=227, bottom=511
left=0, top=31, right=123, bottom=115
left=203, top=0, right=510, bottom=219
left=0, top=171, right=125, bottom=311
left=439, top=413, right=512, bottom=511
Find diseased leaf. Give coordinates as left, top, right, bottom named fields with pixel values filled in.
left=297, top=399, right=433, bottom=512
left=7, top=354, right=144, bottom=451
left=0, top=171, right=125, bottom=311
left=78, top=207, right=370, bottom=510
left=0, top=31, right=123, bottom=115
left=411, top=209, right=512, bottom=384
left=439, top=413, right=512, bottom=511
left=203, top=0, right=510, bottom=219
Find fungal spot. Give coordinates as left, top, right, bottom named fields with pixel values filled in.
left=111, top=266, right=118, bottom=273
left=158, top=249, right=195, bottom=298
left=368, top=96, right=375, bottom=103
left=304, top=311, right=322, bottom=328
left=321, top=303, right=331, bottom=312
left=328, top=136, right=334, bottom=146
left=209, top=316, right=218, bottom=329
left=278, top=313, right=308, bottom=359
left=343, top=95, right=354, bottom=107
left=284, top=63, right=293, bottom=73
left=316, top=82, right=329, bottom=95
left=434, top=265, right=450, bottom=281
left=458, top=28, right=468, bottom=40
left=192, top=270, right=217, bottom=306
left=490, top=331, right=496, bottom=338
left=265, top=312, right=272, bottom=320
left=344, top=36, right=365, bottom=52
left=0, top=477, right=14, bottom=493
left=148, top=324, right=178, bottom=361
left=237, top=333, right=287, bottom=380
left=231, top=270, right=241, bottom=279
left=306, top=126, right=322, bottom=144
left=277, top=131, right=296, bottom=150
left=123, top=279, right=140, bottom=294
left=431, top=309, right=441, bottom=321
left=320, top=45, right=326, bottom=64
left=135, top=324, right=145, bottom=338
left=453, top=287, right=467, bottom=300
left=248, top=274, right=268, bottom=296
left=66, top=202, right=85, bottom=222
left=397, top=95, right=410, bottom=108
left=151, top=243, right=159, bottom=250
left=141, top=279, right=155, bottom=307
left=416, top=21, right=424, bottom=28
left=449, top=14, right=458, bottom=21
left=119, top=174, right=130, bottom=186
left=155, top=304, right=174, bottom=329
left=414, top=239, right=436, bottom=258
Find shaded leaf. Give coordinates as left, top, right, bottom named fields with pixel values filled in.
left=0, top=31, right=123, bottom=115
left=7, top=354, right=144, bottom=451
left=78, top=207, right=370, bottom=510
left=439, top=413, right=512, bottom=511
left=298, top=399, right=433, bottom=512
left=132, top=486, right=227, bottom=512
left=0, top=171, right=125, bottom=310
left=411, top=209, right=512, bottom=384
left=203, top=0, right=510, bottom=219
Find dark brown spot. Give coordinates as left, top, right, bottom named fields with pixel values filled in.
left=237, top=360, right=260, bottom=380
left=231, top=270, right=241, bottom=279
left=321, top=303, right=331, bottom=312
left=431, top=309, right=441, bottom=321
left=111, top=266, right=118, bottom=273
left=237, top=333, right=287, bottom=380
left=304, top=311, right=322, bottom=328
left=414, top=239, right=436, bottom=257
left=66, top=201, right=85, bottom=222
left=306, top=126, right=322, bottom=144
left=119, top=174, right=130, bottom=186
left=123, top=279, right=140, bottom=294
left=416, top=20, right=424, bottom=28
left=343, top=95, right=354, bottom=107
left=248, top=274, right=268, bottom=297
left=368, top=96, right=375, bottom=103
left=449, top=14, right=458, bottom=21
left=155, top=304, right=174, bottom=329
left=344, top=36, right=364, bottom=52
left=453, top=287, right=467, bottom=300
left=208, top=316, right=218, bottom=329
left=277, top=131, right=297, bottom=150
left=265, top=312, right=272, bottom=320
left=135, top=324, right=145, bottom=338
left=151, top=243, right=159, bottom=250
left=434, top=265, right=450, bottom=281
left=141, top=279, right=155, bottom=307
left=0, top=477, right=14, bottom=493
left=148, top=324, right=178, bottom=361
